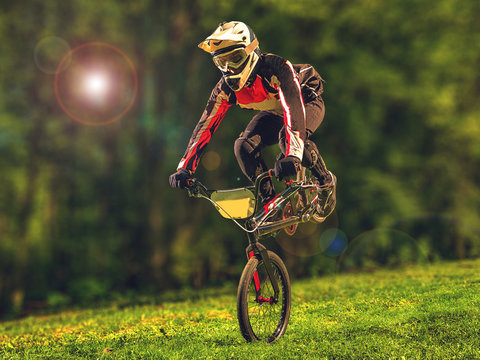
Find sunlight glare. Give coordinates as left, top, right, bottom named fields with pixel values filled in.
left=83, top=72, right=110, bottom=96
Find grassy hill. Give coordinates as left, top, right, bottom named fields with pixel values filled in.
left=1, top=259, right=479, bottom=359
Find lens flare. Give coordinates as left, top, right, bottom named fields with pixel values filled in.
left=80, top=71, right=112, bottom=107
left=34, top=36, right=71, bottom=74
left=202, top=151, right=222, bottom=171
left=276, top=211, right=339, bottom=257
left=54, top=42, right=138, bottom=126
left=84, top=72, right=109, bottom=95
left=319, top=228, right=348, bottom=257
left=337, top=228, right=427, bottom=273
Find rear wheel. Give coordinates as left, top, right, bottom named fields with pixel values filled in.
left=237, top=251, right=291, bottom=343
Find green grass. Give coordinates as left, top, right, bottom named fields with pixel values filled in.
left=1, top=259, right=479, bottom=359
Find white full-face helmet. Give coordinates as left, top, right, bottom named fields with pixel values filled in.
left=198, top=21, right=260, bottom=91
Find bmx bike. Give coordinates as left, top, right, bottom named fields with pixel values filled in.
left=185, top=166, right=336, bottom=343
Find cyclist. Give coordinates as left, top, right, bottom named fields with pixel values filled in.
left=169, top=21, right=333, bottom=205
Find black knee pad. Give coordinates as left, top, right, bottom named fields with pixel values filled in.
left=234, top=133, right=262, bottom=159
left=234, top=134, right=265, bottom=181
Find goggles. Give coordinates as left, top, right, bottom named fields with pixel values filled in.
left=212, top=47, right=249, bottom=72
left=211, top=38, right=259, bottom=72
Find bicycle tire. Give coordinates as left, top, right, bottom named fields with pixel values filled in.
left=237, top=250, right=291, bottom=343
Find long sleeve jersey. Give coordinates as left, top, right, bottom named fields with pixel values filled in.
left=177, top=53, right=324, bottom=173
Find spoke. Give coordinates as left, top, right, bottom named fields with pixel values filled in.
left=246, top=260, right=286, bottom=340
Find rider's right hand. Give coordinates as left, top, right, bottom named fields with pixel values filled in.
left=169, top=168, right=192, bottom=189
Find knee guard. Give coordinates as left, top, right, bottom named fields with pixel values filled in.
left=234, top=133, right=266, bottom=180
left=234, top=133, right=262, bottom=157
left=234, top=134, right=274, bottom=201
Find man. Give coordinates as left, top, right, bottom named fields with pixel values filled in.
left=169, top=21, right=333, bottom=205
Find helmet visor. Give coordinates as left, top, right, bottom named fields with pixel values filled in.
left=212, top=48, right=249, bottom=72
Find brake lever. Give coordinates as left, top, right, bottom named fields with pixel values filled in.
left=185, top=178, right=212, bottom=199
left=186, top=179, right=197, bottom=197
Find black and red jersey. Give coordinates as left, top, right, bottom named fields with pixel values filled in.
left=177, top=53, right=324, bottom=173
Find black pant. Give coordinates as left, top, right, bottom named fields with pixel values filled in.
left=234, top=97, right=325, bottom=199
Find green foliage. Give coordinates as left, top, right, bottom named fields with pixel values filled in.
left=1, top=259, right=479, bottom=359
left=0, top=0, right=479, bottom=316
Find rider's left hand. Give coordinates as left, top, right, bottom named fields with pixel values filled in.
left=274, top=155, right=301, bottom=180
left=169, top=168, right=192, bottom=189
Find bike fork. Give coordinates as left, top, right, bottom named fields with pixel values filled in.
left=245, top=233, right=280, bottom=303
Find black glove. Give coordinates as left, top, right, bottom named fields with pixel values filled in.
left=274, top=155, right=301, bottom=180
left=169, top=168, right=192, bottom=189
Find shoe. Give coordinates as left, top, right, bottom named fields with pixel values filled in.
left=305, top=146, right=331, bottom=186
left=318, top=172, right=336, bottom=217
left=317, top=170, right=334, bottom=187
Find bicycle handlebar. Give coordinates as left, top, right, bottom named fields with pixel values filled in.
left=185, top=170, right=274, bottom=199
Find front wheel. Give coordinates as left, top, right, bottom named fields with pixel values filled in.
left=237, top=250, right=291, bottom=343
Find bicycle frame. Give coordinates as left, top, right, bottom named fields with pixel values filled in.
left=247, top=170, right=321, bottom=237
left=187, top=168, right=328, bottom=303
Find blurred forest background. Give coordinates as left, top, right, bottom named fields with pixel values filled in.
left=1, top=0, right=479, bottom=317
